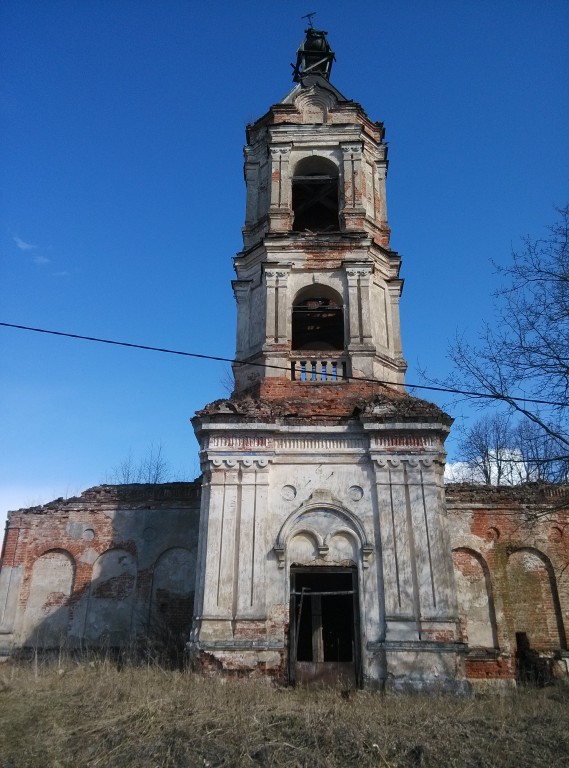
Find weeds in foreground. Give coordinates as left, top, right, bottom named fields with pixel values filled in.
left=0, top=659, right=568, bottom=767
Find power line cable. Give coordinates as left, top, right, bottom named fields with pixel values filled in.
left=1, top=321, right=567, bottom=408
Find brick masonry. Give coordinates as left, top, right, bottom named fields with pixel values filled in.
left=0, top=483, right=200, bottom=654
left=2, top=39, right=567, bottom=690
left=1, top=479, right=567, bottom=686
left=446, top=483, right=569, bottom=685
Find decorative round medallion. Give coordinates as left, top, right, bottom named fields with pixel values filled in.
left=143, top=526, right=157, bottom=542
left=82, top=528, right=95, bottom=542
left=550, top=526, right=563, bottom=543
left=348, top=485, right=364, bottom=502
left=281, top=485, right=297, bottom=501
left=486, top=526, right=500, bottom=542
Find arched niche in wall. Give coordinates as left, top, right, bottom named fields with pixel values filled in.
left=21, top=549, right=75, bottom=647
left=452, top=547, right=498, bottom=649
left=150, top=547, right=197, bottom=635
left=292, top=283, right=344, bottom=351
left=293, top=87, right=338, bottom=124
left=506, top=547, right=566, bottom=653
left=287, top=529, right=322, bottom=566
left=292, top=156, right=339, bottom=232
left=84, top=548, right=137, bottom=645
left=274, top=493, right=373, bottom=570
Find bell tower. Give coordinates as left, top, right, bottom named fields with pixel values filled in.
left=233, top=27, right=406, bottom=394
left=190, top=28, right=467, bottom=692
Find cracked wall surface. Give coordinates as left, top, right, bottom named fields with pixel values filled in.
left=2, top=480, right=566, bottom=687
left=0, top=483, right=200, bottom=655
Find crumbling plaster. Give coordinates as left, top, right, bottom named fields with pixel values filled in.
left=1, top=479, right=567, bottom=688
left=0, top=484, right=200, bottom=655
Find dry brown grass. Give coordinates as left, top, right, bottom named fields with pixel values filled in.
left=1, top=659, right=568, bottom=767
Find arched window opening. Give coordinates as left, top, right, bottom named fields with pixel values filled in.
left=292, top=157, right=339, bottom=232
left=22, top=550, right=75, bottom=647
left=452, top=548, right=498, bottom=650
left=292, top=286, right=344, bottom=351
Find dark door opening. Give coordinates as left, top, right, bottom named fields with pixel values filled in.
left=515, top=631, right=554, bottom=686
left=289, top=567, right=360, bottom=687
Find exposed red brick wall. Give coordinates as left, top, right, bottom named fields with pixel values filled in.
left=191, top=648, right=287, bottom=684
left=153, top=591, right=194, bottom=634
left=254, top=379, right=440, bottom=423
left=505, top=549, right=561, bottom=652
left=453, top=549, right=486, bottom=582
left=447, top=484, right=569, bottom=683
left=92, top=574, right=135, bottom=600
left=3, top=479, right=567, bottom=686
left=465, top=657, right=514, bottom=680
left=1, top=483, right=201, bottom=648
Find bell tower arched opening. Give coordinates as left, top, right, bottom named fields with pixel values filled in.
left=292, top=156, right=339, bottom=232
left=292, top=284, right=344, bottom=351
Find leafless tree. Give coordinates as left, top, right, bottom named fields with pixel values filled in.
left=106, top=443, right=172, bottom=485
left=456, top=414, right=568, bottom=486
left=220, top=365, right=235, bottom=396
left=457, top=413, right=516, bottom=485
left=438, top=206, right=568, bottom=465
left=511, top=420, right=569, bottom=484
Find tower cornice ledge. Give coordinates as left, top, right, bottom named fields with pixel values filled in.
left=193, top=387, right=452, bottom=428
left=365, top=421, right=452, bottom=438
left=234, top=231, right=372, bottom=264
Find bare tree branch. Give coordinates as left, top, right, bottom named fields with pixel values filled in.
left=434, top=205, right=569, bottom=460
left=106, top=443, right=173, bottom=485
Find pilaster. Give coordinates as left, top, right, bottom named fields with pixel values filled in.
left=243, top=153, right=260, bottom=227
left=194, top=456, right=272, bottom=645
left=341, top=142, right=366, bottom=230
left=269, top=146, right=292, bottom=232
left=236, top=459, right=270, bottom=617
left=345, top=265, right=373, bottom=348
left=232, top=279, right=252, bottom=358
left=375, top=161, right=388, bottom=230
left=387, top=281, right=404, bottom=361
left=372, top=458, right=417, bottom=635
left=370, top=448, right=461, bottom=643
left=262, top=266, right=290, bottom=352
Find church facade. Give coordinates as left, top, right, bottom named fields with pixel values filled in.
left=1, top=482, right=567, bottom=688
left=1, top=29, right=567, bottom=690
left=189, top=27, right=465, bottom=690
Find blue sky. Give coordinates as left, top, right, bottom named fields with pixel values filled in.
left=1, top=0, right=568, bottom=527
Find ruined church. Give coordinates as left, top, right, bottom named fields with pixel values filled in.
left=1, top=29, right=567, bottom=690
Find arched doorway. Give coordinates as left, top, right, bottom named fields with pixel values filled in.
left=275, top=497, right=370, bottom=687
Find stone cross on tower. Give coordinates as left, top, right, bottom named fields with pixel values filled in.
left=190, top=28, right=466, bottom=691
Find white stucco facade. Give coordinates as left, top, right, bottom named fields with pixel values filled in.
left=190, top=397, right=467, bottom=689
left=189, top=36, right=467, bottom=690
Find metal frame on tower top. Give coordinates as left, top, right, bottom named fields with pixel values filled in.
left=292, top=19, right=335, bottom=83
